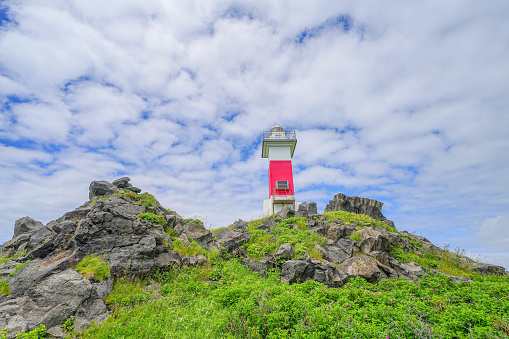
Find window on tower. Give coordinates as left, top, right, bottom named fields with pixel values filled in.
left=275, top=180, right=289, bottom=190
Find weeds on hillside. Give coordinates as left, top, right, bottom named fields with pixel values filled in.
left=80, top=259, right=509, bottom=339
left=323, top=210, right=398, bottom=233
left=74, top=255, right=111, bottom=282
left=241, top=217, right=326, bottom=261
left=388, top=244, right=474, bottom=278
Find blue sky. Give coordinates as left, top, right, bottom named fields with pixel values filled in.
left=1, top=1, right=508, bottom=268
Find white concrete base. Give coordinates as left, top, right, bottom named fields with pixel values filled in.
left=263, top=196, right=297, bottom=217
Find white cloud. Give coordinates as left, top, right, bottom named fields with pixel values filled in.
left=0, top=0, right=508, bottom=268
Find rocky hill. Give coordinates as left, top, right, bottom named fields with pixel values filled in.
left=0, top=178, right=505, bottom=337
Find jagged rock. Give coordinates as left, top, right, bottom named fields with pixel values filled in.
left=281, top=259, right=342, bottom=286
left=340, top=257, right=381, bottom=284
left=297, top=202, right=317, bottom=215
left=189, top=254, right=208, bottom=266
left=1, top=268, right=112, bottom=335
left=88, top=181, right=122, bottom=200
left=307, top=202, right=317, bottom=214
left=275, top=243, right=293, bottom=260
left=112, top=177, right=142, bottom=193
left=243, top=256, right=278, bottom=277
left=181, top=222, right=213, bottom=250
left=213, top=228, right=251, bottom=254
left=472, top=263, right=506, bottom=275
left=359, top=228, right=390, bottom=254
left=315, top=243, right=352, bottom=264
left=276, top=206, right=295, bottom=219
left=388, top=257, right=426, bottom=280
left=280, top=260, right=308, bottom=284
left=232, top=220, right=248, bottom=231
left=326, top=224, right=356, bottom=243
left=13, top=217, right=44, bottom=238
left=325, top=193, right=385, bottom=221
left=155, top=251, right=182, bottom=268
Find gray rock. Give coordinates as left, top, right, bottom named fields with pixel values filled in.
left=280, top=260, right=308, bottom=284
left=359, top=228, right=390, bottom=254
left=89, top=181, right=122, bottom=200
left=189, top=254, right=207, bottom=266
left=14, top=217, right=44, bottom=238
left=276, top=206, right=295, bottom=219
left=326, top=224, right=356, bottom=243
left=388, top=257, right=426, bottom=280
left=275, top=243, right=293, bottom=260
left=243, top=256, right=278, bottom=277
left=232, top=220, right=248, bottom=231
left=316, top=244, right=352, bottom=264
left=182, top=222, right=213, bottom=250
left=281, top=259, right=342, bottom=286
left=340, top=257, right=381, bottom=284
left=307, top=202, right=317, bottom=214
left=155, top=251, right=182, bottom=268
left=213, top=228, right=251, bottom=254
left=112, top=177, right=141, bottom=194
left=325, top=193, right=385, bottom=221
left=472, top=263, right=506, bottom=275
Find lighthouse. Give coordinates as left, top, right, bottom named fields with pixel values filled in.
left=262, top=126, right=297, bottom=216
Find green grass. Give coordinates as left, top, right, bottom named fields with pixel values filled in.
left=242, top=218, right=327, bottom=261
left=79, top=258, right=509, bottom=339
left=170, top=239, right=208, bottom=257
left=137, top=212, right=166, bottom=226
left=74, top=255, right=111, bottom=282
left=183, top=218, right=203, bottom=225
left=323, top=211, right=398, bottom=233
left=346, top=232, right=361, bottom=243
left=0, top=278, right=9, bottom=296
left=388, top=244, right=475, bottom=278
left=105, top=277, right=152, bottom=310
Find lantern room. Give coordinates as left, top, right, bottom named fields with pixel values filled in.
left=262, top=126, right=297, bottom=216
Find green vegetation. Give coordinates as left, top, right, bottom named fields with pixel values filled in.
left=170, top=239, right=208, bottom=257
left=0, top=249, right=28, bottom=266
left=241, top=217, right=326, bottom=261
left=346, top=232, right=362, bottom=243
left=389, top=244, right=475, bottom=278
left=323, top=210, right=398, bottom=233
left=91, top=190, right=158, bottom=207
left=78, top=258, right=509, bottom=339
left=183, top=218, right=203, bottom=225
left=2, top=324, right=48, bottom=339
left=137, top=212, right=166, bottom=226
left=105, top=277, right=152, bottom=309
left=74, top=255, right=111, bottom=282
left=0, top=278, right=9, bottom=296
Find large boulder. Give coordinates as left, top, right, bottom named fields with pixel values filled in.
left=13, top=217, right=44, bottom=238
left=325, top=193, right=385, bottom=221
left=281, top=259, right=342, bottom=286
left=339, top=257, right=381, bottom=284
left=89, top=181, right=122, bottom=200
left=112, top=177, right=141, bottom=194
left=181, top=222, right=213, bottom=251
left=213, top=228, right=251, bottom=254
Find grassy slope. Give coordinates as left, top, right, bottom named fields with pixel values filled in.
left=79, top=212, right=509, bottom=339
left=8, top=210, right=509, bottom=338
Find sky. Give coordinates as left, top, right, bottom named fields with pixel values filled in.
left=1, top=1, right=508, bottom=268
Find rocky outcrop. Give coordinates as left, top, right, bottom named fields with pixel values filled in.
left=1, top=182, right=506, bottom=337
left=325, top=193, right=385, bottom=220
left=0, top=178, right=182, bottom=337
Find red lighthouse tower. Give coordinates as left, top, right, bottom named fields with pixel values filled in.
left=262, top=126, right=297, bottom=216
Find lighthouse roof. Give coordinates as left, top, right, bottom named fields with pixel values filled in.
left=261, top=127, right=297, bottom=158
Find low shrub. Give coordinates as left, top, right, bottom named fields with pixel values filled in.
left=137, top=212, right=166, bottom=226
